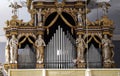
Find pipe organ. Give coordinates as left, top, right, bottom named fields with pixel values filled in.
left=3, top=0, right=115, bottom=73
left=44, top=26, right=76, bottom=68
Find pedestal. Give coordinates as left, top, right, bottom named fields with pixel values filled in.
left=4, top=64, right=10, bottom=72
left=103, top=62, right=115, bottom=68
left=77, top=62, right=86, bottom=68
left=4, top=63, right=17, bottom=73
left=9, top=63, right=17, bottom=69
left=36, top=63, right=44, bottom=69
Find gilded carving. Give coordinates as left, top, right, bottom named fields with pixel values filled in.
left=94, top=19, right=101, bottom=26
left=28, top=9, right=38, bottom=19
left=100, top=16, right=113, bottom=26
left=6, top=15, right=23, bottom=26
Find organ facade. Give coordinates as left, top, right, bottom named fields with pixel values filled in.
left=3, top=0, right=115, bottom=74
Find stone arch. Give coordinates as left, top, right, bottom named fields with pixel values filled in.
left=18, top=34, right=36, bottom=69
left=18, top=33, right=36, bottom=48
left=43, top=11, right=76, bottom=44
left=43, top=11, right=76, bottom=27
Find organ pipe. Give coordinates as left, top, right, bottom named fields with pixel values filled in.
left=45, top=25, right=76, bottom=68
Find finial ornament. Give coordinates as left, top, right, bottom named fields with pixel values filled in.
left=98, top=2, right=111, bottom=15
left=9, top=2, right=22, bottom=16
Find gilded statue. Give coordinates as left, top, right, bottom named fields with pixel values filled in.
left=9, top=35, right=18, bottom=63
left=76, top=35, right=87, bottom=63
left=102, top=35, right=113, bottom=63
left=35, top=35, right=46, bottom=63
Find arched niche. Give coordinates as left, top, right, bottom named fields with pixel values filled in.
left=43, top=12, right=77, bottom=68
left=85, top=35, right=102, bottom=68
left=18, top=35, right=36, bottom=69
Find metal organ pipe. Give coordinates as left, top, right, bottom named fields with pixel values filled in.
left=51, top=37, right=54, bottom=68
left=63, top=31, right=65, bottom=68
left=50, top=39, right=52, bottom=68
left=45, top=25, right=76, bottom=68
left=46, top=45, right=48, bottom=67
left=58, top=26, right=60, bottom=68
left=61, top=30, right=62, bottom=68
left=53, top=33, right=56, bottom=68
left=56, top=28, right=58, bottom=68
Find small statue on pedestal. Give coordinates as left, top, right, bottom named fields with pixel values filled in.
left=9, top=35, right=18, bottom=63
left=102, top=35, right=113, bottom=63
left=35, top=35, right=46, bottom=63
left=76, top=35, right=87, bottom=63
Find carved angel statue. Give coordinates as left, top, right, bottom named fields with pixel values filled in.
left=35, top=35, right=46, bottom=63
left=9, top=2, right=22, bottom=15
left=76, top=35, right=87, bottom=63
left=9, top=35, right=18, bottom=63
left=102, top=35, right=113, bottom=63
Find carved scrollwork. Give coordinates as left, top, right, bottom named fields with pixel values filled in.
left=100, top=16, right=114, bottom=26
left=18, top=33, right=36, bottom=40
